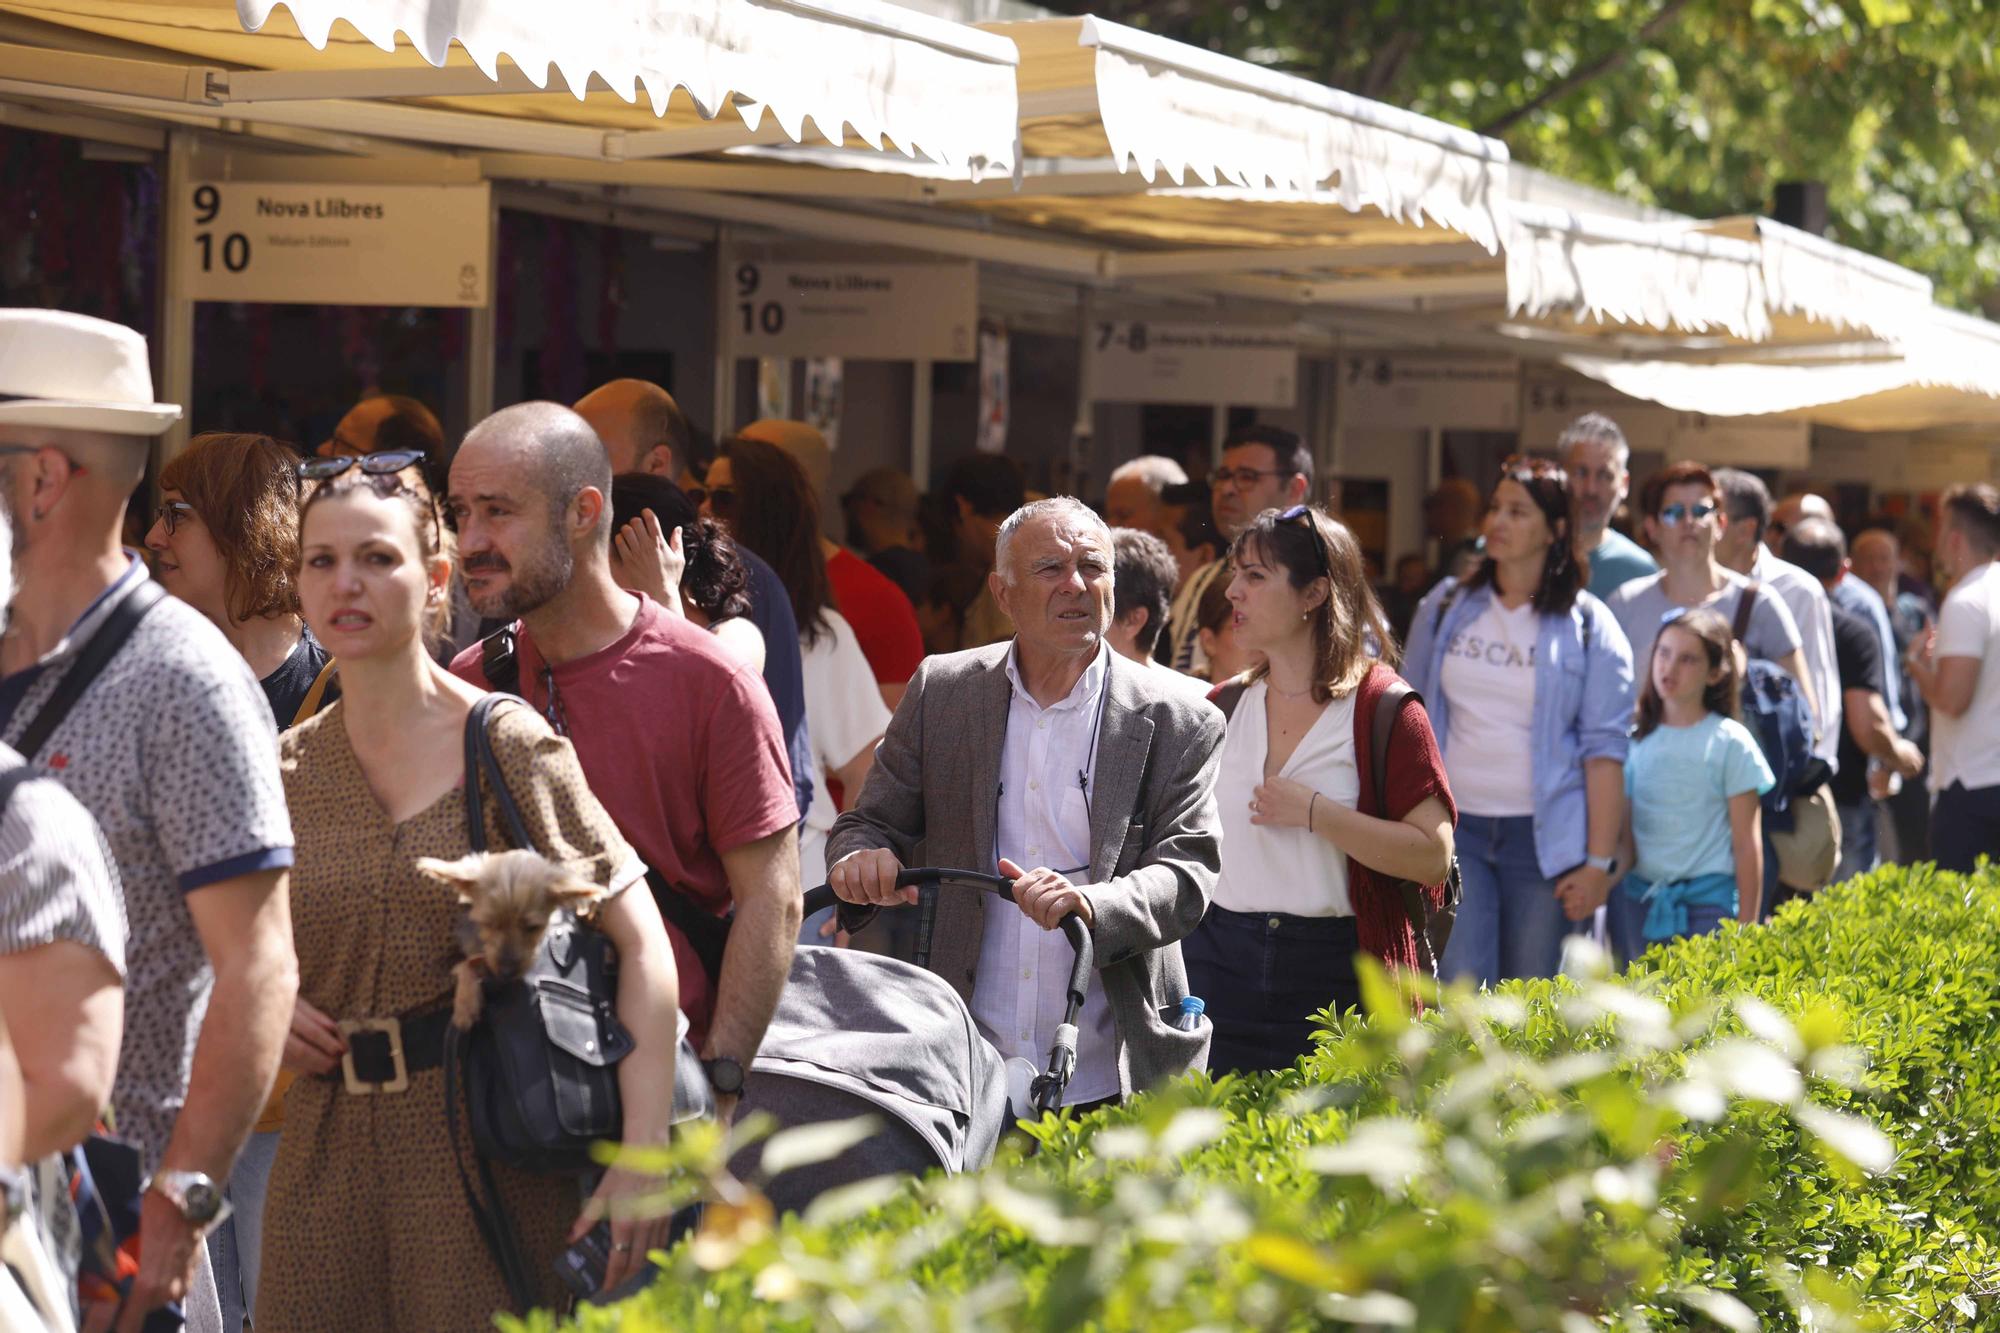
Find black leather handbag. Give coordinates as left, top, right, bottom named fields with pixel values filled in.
left=451, top=695, right=633, bottom=1173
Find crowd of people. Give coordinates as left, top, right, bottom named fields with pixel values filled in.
left=2, top=306, right=1998, bottom=1331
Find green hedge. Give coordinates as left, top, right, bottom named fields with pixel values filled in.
left=524, top=863, right=2000, bottom=1331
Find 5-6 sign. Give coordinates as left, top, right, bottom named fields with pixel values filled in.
left=180, top=182, right=491, bottom=308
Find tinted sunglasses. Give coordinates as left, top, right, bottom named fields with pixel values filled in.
left=1659, top=501, right=1718, bottom=527
left=297, top=449, right=427, bottom=482
left=1279, top=503, right=1331, bottom=576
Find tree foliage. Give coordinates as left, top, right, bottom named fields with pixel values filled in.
left=1049, top=0, right=2000, bottom=311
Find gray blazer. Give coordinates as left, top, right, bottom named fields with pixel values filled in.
left=827, top=642, right=1224, bottom=1097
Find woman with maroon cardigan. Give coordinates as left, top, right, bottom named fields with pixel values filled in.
left=1186, top=506, right=1457, bottom=1074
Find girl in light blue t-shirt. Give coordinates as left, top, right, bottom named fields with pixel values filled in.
left=1609, top=607, right=1775, bottom=962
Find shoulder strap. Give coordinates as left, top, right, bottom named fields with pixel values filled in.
left=1731, top=578, right=1761, bottom=645
left=14, top=580, right=167, bottom=763
left=1369, top=679, right=1420, bottom=820
left=480, top=625, right=522, bottom=698
left=1432, top=580, right=1465, bottom=635
left=0, top=766, right=36, bottom=819
left=442, top=1033, right=536, bottom=1312
left=462, top=695, right=534, bottom=854
left=290, top=658, right=339, bottom=729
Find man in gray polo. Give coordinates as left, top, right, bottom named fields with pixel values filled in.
left=827, top=497, right=1223, bottom=1105
left=0, top=310, right=297, bottom=1333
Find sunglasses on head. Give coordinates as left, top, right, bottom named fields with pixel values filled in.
left=297, top=449, right=426, bottom=482
left=1279, top=503, right=1331, bottom=576
left=1658, top=500, right=1718, bottom=527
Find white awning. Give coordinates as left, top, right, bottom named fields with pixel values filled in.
left=1562, top=308, right=2000, bottom=431
left=1693, top=216, right=1933, bottom=344
left=985, top=15, right=1509, bottom=252
left=1506, top=205, right=1770, bottom=340
left=0, top=0, right=1021, bottom=172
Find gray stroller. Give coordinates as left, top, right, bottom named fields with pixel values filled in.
left=735, top=868, right=1093, bottom=1213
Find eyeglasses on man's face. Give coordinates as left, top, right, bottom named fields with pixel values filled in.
left=1211, top=466, right=1288, bottom=490
left=1658, top=500, right=1719, bottom=527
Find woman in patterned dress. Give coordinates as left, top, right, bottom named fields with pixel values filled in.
left=257, top=465, right=683, bottom=1330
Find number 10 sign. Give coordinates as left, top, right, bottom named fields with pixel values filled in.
left=180, top=181, right=492, bottom=308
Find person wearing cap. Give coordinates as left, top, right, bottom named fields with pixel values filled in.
left=0, top=309, right=298, bottom=1333
left=574, top=379, right=815, bottom=826
left=842, top=466, right=930, bottom=608
left=732, top=419, right=925, bottom=710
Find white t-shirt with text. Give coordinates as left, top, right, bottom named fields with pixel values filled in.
left=1438, top=598, right=1539, bottom=817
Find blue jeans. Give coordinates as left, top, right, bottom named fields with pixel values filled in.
left=1606, top=877, right=1730, bottom=967
left=210, top=1128, right=279, bottom=1329
left=1835, top=799, right=1880, bottom=883
left=1439, top=813, right=1581, bottom=985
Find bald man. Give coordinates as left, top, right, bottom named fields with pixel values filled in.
left=1768, top=491, right=1834, bottom=548
left=1777, top=495, right=1907, bottom=736
left=448, top=402, right=802, bottom=1107
left=575, top=381, right=815, bottom=819
left=738, top=417, right=924, bottom=709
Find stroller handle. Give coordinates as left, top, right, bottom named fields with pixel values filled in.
left=803, top=868, right=1095, bottom=1018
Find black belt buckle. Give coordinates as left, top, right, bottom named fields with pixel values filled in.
left=339, top=1017, right=409, bottom=1094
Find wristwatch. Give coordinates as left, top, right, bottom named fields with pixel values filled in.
left=701, top=1057, right=745, bottom=1097
left=1583, top=853, right=1619, bottom=876
left=150, top=1170, right=227, bottom=1228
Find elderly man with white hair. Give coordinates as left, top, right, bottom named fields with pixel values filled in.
left=1104, top=454, right=1188, bottom=538
left=828, top=497, right=1224, bottom=1107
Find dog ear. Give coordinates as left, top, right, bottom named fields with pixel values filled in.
left=415, top=855, right=486, bottom=904
left=549, top=873, right=607, bottom=910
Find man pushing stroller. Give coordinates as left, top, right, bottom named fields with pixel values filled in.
left=828, top=499, right=1224, bottom=1108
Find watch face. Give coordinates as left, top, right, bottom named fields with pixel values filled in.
left=183, top=1179, right=223, bottom=1224
left=705, top=1058, right=745, bottom=1095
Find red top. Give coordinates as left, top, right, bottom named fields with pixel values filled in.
left=451, top=596, right=798, bottom=1045
left=1349, top=663, right=1457, bottom=973
left=827, top=548, right=924, bottom=686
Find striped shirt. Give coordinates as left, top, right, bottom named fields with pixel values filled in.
left=0, top=743, right=125, bottom=975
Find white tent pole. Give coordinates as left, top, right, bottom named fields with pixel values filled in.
left=156, top=128, right=195, bottom=465
left=1071, top=286, right=1096, bottom=490
left=464, top=194, right=498, bottom=429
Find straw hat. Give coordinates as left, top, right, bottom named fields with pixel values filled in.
left=0, top=309, right=181, bottom=437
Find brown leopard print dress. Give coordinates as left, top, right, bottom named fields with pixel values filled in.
left=257, top=701, right=637, bottom=1332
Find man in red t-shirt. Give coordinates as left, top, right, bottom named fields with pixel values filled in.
left=739, top=419, right=925, bottom=709
left=446, top=402, right=801, bottom=1106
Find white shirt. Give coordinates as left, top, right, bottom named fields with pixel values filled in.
left=798, top=610, right=892, bottom=888
left=973, top=643, right=1120, bottom=1105
left=1754, top=545, right=1844, bottom=767
left=1212, top=681, right=1360, bottom=915
left=1930, top=560, right=2000, bottom=793
left=1437, top=598, right=1539, bottom=817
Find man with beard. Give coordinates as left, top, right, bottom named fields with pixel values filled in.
left=1559, top=413, right=1657, bottom=600
left=446, top=402, right=800, bottom=1107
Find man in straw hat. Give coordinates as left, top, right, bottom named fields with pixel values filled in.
left=0, top=310, right=297, bottom=1333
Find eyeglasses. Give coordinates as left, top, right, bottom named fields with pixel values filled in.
left=1279, top=503, right=1331, bottom=576
left=156, top=500, right=196, bottom=536
left=1212, top=466, right=1289, bottom=490
left=297, top=449, right=427, bottom=482
left=1658, top=501, right=1719, bottom=527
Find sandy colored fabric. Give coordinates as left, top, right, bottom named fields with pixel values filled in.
left=258, top=701, right=635, bottom=1332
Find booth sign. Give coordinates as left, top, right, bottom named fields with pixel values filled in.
left=731, top=261, right=978, bottom=361
left=1088, top=322, right=1298, bottom=408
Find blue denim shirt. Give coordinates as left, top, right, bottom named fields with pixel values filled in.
left=1403, top=578, right=1636, bottom=878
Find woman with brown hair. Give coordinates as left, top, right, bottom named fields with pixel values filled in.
left=146, top=433, right=342, bottom=727
left=261, top=462, right=683, bottom=1329
left=1185, top=505, right=1457, bottom=1074
left=1403, top=458, right=1636, bottom=986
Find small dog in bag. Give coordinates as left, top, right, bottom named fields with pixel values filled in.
left=415, top=849, right=607, bottom=1030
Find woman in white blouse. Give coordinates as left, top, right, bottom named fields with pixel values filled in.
left=1185, top=506, right=1456, bottom=1075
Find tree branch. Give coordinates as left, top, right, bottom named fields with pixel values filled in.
left=1477, top=0, right=1695, bottom=138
